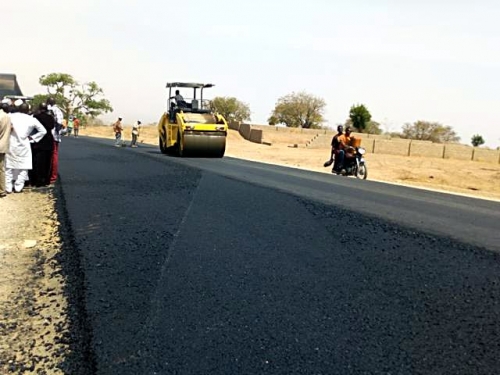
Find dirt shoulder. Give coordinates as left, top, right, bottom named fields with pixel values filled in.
left=0, top=188, right=92, bottom=374
left=80, top=125, right=500, bottom=201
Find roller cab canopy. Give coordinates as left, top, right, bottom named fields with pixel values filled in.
left=0, top=74, right=23, bottom=98
left=166, top=82, right=214, bottom=88
left=166, top=81, right=216, bottom=114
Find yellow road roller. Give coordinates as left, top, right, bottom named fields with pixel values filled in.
left=158, top=82, right=228, bottom=157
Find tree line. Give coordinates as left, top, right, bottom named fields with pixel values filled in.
left=35, top=72, right=487, bottom=146
left=213, top=92, right=489, bottom=146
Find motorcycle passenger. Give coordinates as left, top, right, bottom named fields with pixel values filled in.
left=336, top=126, right=353, bottom=173
left=324, top=125, right=343, bottom=169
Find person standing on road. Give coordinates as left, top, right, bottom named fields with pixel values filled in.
left=113, top=117, right=123, bottom=147
left=47, top=97, right=64, bottom=185
left=29, top=103, right=55, bottom=187
left=73, top=116, right=80, bottom=137
left=0, top=100, right=12, bottom=198
left=130, top=120, right=141, bottom=147
left=66, top=116, right=74, bottom=136
left=6, top=101, right=46, bottom=193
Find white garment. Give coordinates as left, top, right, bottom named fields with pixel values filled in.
left=6, top=113, right=46, bottom=170
left=5, top=168, right=28, bottom=193
left=132, top=122, right=140, bottom=135
left=48, top=104, right=64, bottom=142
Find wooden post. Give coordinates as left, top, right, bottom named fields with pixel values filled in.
left=407, top=140, right=412, bottom=157
left=372, top=139, right=376, bottom=154
left=471, top=148, right=475, bottom=161
left=442, top=145, right=446, bottom=159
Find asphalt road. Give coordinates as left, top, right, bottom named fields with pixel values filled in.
left=58, top=136, right=500, bottom=374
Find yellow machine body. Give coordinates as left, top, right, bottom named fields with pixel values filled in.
left=158, top=82, right=228, bottom=157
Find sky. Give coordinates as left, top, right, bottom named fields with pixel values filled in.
left=4, top=0, right=500, bottom=148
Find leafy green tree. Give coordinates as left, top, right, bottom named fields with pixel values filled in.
left=471, top=134, right=485, bottom=147
left=349, top=104, right=372, bottom=133
left=38, top=73, right=113, bottom=120
left=268, top=91, right=326, bottom=129
left=209, top=96, right=251, bottom=123
left=401, top=121, right=460, bottom=143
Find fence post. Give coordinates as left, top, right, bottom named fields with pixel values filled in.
left=407, top=140, right=412, bottom=157
left=471, top=148, right=475, bottom=161
left=442, top=145, right=446, bottom=159
left=372, top=139, right=376, bottom=154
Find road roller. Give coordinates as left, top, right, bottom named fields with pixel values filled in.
left=158, top=82, right=228, bottom=157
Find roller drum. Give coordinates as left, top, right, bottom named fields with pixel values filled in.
left=182, top=132, right=226, bottom=157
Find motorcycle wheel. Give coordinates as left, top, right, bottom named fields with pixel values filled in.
left=356, top=164, right=368, bottom=180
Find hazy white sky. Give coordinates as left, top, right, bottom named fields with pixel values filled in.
left=5, top=0, right=500, bottom=147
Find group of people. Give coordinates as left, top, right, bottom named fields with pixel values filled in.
left=0, top=97, right=65, bottom=197
left=112, top=117, right=142, bottom=147
left=63, top=115, right=81, bottom=137
left=324, top=125, right=354, bottom=173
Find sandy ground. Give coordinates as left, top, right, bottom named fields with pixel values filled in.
left=0, top=189, right=70, bottom=373
left=80, top=125, right=500, bottom=201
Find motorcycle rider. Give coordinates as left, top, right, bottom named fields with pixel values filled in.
left=324, top=125, right=344, bottom=170
left=336, top=126, right=354, bottom=173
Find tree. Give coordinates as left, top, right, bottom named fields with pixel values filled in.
left=349, top=104, right=372, bottom=133
left=268, top=91, right=326, bottom=129
left=471, top=134, right=485, bottom=147
left=344, top=119, right=382, bottom=134
left=364, top=121, right=382, bottom=135
left=401, top=121, right=460, bottom=143
left=38, top=73, right=113, bottom=120
left=209, top=96, right=251, bottom=123
left=268, top=115, right=279, bottom=126
left=31, top=94, right=51, bottom=112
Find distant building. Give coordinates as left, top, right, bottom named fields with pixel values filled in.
left=0, top=74, right=23, bottom=98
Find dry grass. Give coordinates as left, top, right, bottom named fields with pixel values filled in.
left=78, top=125, right=500, bottom=201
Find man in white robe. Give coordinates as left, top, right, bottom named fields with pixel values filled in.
left=6, top=100, right=46, bottom=193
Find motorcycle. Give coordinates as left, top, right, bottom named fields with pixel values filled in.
left=324, top=146, right=368, bottom=179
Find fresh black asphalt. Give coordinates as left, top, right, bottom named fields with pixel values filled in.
left=57, top=136, right=500, bottom=374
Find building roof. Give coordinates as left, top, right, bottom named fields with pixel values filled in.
left=0, top=74, right=23, bottom=98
